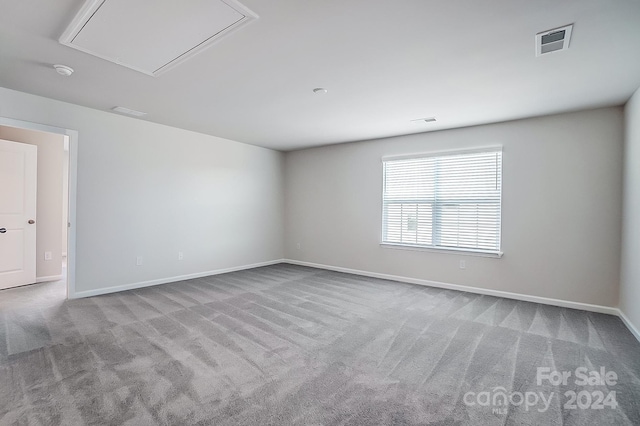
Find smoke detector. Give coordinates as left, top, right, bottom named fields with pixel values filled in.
left=53, top=64, right=74, bottom=76
left=536, top=24, right=573, bottom=56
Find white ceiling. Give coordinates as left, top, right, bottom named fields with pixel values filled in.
left=1, top=0, right=640, bottom=151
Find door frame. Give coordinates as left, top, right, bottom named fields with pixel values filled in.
left=0, top=117, right=78, bottom=299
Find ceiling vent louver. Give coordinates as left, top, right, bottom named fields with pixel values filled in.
left=411, top=117, right=437, bottom=124
left=536, top=24, right=573, bottom=56
left=59, top=0, right=258, bottom=76
left=112, top=106, right=147, bottom=117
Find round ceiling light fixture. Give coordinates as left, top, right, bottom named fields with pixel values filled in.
left=313, top=88, right=328, bottom=94
left=53, top=64, right=74, bottom=76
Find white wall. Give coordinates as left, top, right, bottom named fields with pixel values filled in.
left=620, top=88, right=640, bottom=334
left=285, top=108, right=624, bottom=307
left=0, top=87, right=284, bottom=295
left=0, top=126, right=65, bottom=280
left=0, top=85, right=627, bottom=310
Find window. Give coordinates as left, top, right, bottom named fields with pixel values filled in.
left=382, top=148, right=502, bottom=255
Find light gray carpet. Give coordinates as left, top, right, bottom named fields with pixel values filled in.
left=1, top=264, right=639, bottom=425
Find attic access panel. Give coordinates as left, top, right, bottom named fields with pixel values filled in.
left=60, top=0, right=257, bottom=76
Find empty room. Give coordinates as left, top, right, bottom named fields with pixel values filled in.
left=1, top=0, right=640, bottom=425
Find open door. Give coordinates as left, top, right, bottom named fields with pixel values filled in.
left=0, top=139, right=37, bottom=289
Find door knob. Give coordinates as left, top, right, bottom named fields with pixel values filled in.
left=28, top=220, right=35, bottom=224
left=0, top=228, right=6, bottom=234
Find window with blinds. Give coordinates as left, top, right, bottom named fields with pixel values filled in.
left=382, top=148, right=502, bottom=255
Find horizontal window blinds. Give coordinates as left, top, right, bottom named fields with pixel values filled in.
left=382, top=149, right=502, bottom=254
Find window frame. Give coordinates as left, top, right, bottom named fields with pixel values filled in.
left=380, top=147, right=504, bottom=258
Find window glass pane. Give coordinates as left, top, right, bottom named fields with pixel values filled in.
left=384, top=158, right=435, bottom=201
left=401, top=203, right=417, bottom=244
left=383, top=203, right=402, bottom=243
left=416, top=204, right=433, bottom=246
left=436, top=153, right=501, bottom=201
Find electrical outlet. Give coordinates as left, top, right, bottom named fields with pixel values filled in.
left=296, top=243, right=301, bottom=250
left=44, top=251, right=52, bottom=261
left=136, top=256, right=143, bottom=266
left=178, top=251, right=184, bottom=260
left=459, top=260, right=466, bottom=269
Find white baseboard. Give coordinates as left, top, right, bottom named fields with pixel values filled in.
left=283, top=259, right=619, bottom=316
left=618, top=310, right=640, bottom=342
left=36, top=274, right=63, bottom=283
left=67, top=257, right=639, bottom=344
left=70, top=259, right=285, bottom=299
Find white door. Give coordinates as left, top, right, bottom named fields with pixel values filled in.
left=0, top=139, right=37, bottom=290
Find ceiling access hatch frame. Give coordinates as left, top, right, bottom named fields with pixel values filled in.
left=59, top=0, right=258, bottom=77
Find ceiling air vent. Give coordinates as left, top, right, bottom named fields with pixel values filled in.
left=112, top=106, right=147, bottom=117
left=411, top=117, right=437, bottom=124
left=60, top=0, right=258, bottom=76
left=536, top=24, right=573, bottom=56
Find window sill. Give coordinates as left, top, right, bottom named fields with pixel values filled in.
left=380, top=243, right=503, bottom=258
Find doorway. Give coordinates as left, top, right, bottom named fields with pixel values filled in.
left=0, top=117, right=77, bottom=299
